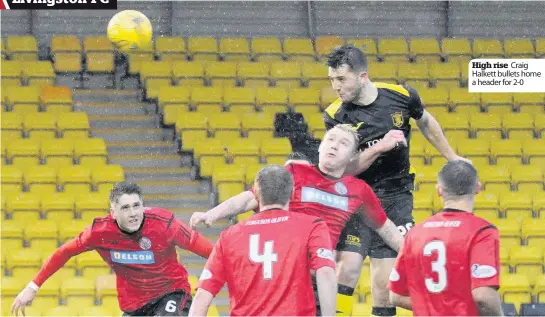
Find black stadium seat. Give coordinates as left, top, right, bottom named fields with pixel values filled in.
left=520, top=303, right=545, bottom=316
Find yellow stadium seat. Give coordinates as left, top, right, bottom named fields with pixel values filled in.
left=57, top=112, right=90, bottom=139
left=353, top=303, right=372, bottom=317
left=289, top=87, right=320, bottom=111
left=40, top=86, right=73, bottom=114
left=96, top=274, right=117, bottom=300
left=26, top=220, right=58, bottom=253
left=51, top=36, right=83, bottom=72
left=410, top=38, right=441, bottom=64
left=516, top=95, right=545, bottom=115
left=283, top=38, right=315, bottom=62
left=480, top=164, right=511, bottom=187
left=480, top=93, right=514, bottom=114
left=473, top=39, right=504, bottom=58
left=251, top=38, right=283, bottom=62
left=126, top=48, right=155, bottom=75
left=80, top=306, right=114, bottom=316
left=179, top=130, right=207, bottom=152
left=194, top=139, right=227, bottom=161
left=504, top=39, right=535, bottom=58
left=5, top=86, right=40, bottom=114
left=1, top=165, right=23, bottom=193
left=58, top=166, right=92, bottom=194
left=207, top=304, right=220, bottom=317
left=430, top=62, right=461, bottom=88
left=139, top=61, right=172, bottom=100
left=205, top=61, right=238, bottom=87
left=533, top=193, right=545, bottom=218
left=534, top=275, right=545, bottom=302
left=188, top=37, right=219, bottom=61
left=536, top=38, right=545, bottom=58
left=261, top=138, right=292, bottom=162
left=219, top=37, right=250, bottom=61
left=23, top=113, right=57, bottom=140
left=1, top=112, right=23, bottom=139
left=53, top=52, right=82, bottom=73
left=227, top=137, right=260, bottom=160
left=224, top=87, right=256, bottom=113
left=92, top=164, right=124, bottom=192
left=212, top=164, right=245, bottom=187
left=414, top=165, right=441, bottom=188
left=502, top=113, right=535, bottom=139
left=511, top=165, right=543, bottom=190
left=315, top=36, right=344, bottom=57
left=83, top=36, right=115, bottom=73
left=378, top=38, right=409, bottom=62
left=156, top=36, right=187, bottom=61
left=22, top=61, right=55, bottom=87
left=441, top=38, right=472, bottom=63
left=241, top=112, right=275, bottom=135
left=522, top=218, right=545, bottom=247
left=237, top=62, right=270, bottom=88
left=346, top=38, right=378, bottom=58
left=418, top=87, right=449, bottom=108
left=256, top=87, right=288, bottom=114
left=397, top=63, right=430, bottom=88
left=368, top=63, right=398, bottom=83
left=1, top=221, right=24, bottom=251
left=191, top=87, right=224, bottom=112
left=199, top=156, right=227, bottom=178
left=42, top=192, right=76, bottom=223
left=436, top=113, right=470, bottom=136
left=494, top=217, right=521, bottom=241
left=7, top=36, right=38, bottom=60
left=306, top=113, right=326, bottom=135
left=77, top=251, right=109, bottom=279
left=270, top=62, right=302, bottom=89
left=83, top=36, right=113, bottom=53
left=500, top=274, right=532, bottom=308
left=59, top=219, right=89, bottom=243
left=172, top=61, right=206, bottom=87
left=75, top=138, right=108, bottom=167
left=500, top=192, right=533, bottom=220
left=6, top=192, right=42, bottom=225
left=470, top=113, right=502, bottom=140
left=7, top=138, right=41, bottom=170
left=535, top=114, right=545, bottom=138
left=24, top=165, right=57, bottom=195
left=244, top=163, right=268, bottom=187
left=1, top=60, right=23, bottom=87
left=413, top=191, right=434, bottom=214
left=176, top=112, right=208, bottom=134
left=509, top=246, right=544, bottom=283
left=449, top=87, right=481, bottom=112
left=159, top=85, right=191, bottom=113
left=7, top=249, right=41, bottom=277
left=2, top=276, right=26, bottom=297
left=490, top=139, right=522, bottom=165
left=41, top=138, right=74, bottom=170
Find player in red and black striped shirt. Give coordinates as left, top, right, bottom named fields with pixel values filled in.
left=12, top=182, right=213, bottom=317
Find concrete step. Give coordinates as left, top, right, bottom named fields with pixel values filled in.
left=107, top=141, right=178, bottom=155
left=137, top=179, right=209, bottom=195
left=109, top=154, right=182, bottom=168
left=124, top=167, right=194, bottom=181
left=93, top=128, right=174, bottom=142
left=143, top=193, right=213, bottom=209
left=89, top=115, right=159, bottom=129
left=74, top=102, right=155, bottom=115
left=73, top=89, right=140, bottom=103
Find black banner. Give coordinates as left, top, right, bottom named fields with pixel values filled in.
left=3, top=0, right=117, bottom=10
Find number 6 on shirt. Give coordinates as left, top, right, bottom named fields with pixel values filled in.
left=423, top=240, right=447, bottom=293
left=249, top=234, right=278, bottom=279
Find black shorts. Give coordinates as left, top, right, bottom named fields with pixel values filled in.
left=336, top=192, right=414, bottom=259
left=123, top=290, right=192, bottom=316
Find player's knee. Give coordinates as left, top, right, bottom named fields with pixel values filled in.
left=337, top=252, right=364, bottom=287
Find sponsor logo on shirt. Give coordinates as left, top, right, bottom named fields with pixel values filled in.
left=316, top=248, right=335, bottom=261
left=139, top=237, right=152, bottom=250
left=110, top=250, right=155, bottom=264
left=334, top=182, right=348, bottom=195
left=245, top=216, right=289, bottom=226
left=389, top=268, right=400, bottom=282
left=301, top=187, right=349, bottom=211
left=199, top=269, right=212, bottom=280
left=471, top=264, right=497, bottom=278
left=423, top=220, right=461, bottom=228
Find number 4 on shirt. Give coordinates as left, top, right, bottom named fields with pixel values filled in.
left=249, top=234, right=278, bottom=280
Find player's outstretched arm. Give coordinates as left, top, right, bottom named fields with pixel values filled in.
left=472, top=287, right=504, bottom=316
left=11, top=238, right=89, bottom=316
left=188, top=289, right=215, bottom=317
left=375, top=219, right=403, bottom=252
left=316, top=266, right=337, bottom=316
left=415, top=110, right=470, bottom=164
left=190, top=190, right=258, bottom=228
left=345, top=130, right=407, bottom=176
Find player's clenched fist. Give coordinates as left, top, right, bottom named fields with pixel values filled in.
left=11, top=286, right=36, bottom=316
left=190, top=212, right=213, bottom=229
left=376, top=129, right=407, bottom=153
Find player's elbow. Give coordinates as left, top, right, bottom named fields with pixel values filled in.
left=472, top=286, right=501, bottom=309
left=316, top=266, right=337, bottom=291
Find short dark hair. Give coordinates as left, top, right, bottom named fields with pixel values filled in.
left=438, top=161, right=478, bottom=198
left=286, top=152, right=309, bottom=162
left=110, top=181, right=143, bottom=203
left=255, top=165, right=293, bottom=206
left=326, top=44, right=368, bottom=73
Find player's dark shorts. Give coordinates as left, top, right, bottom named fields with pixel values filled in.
left=122, top=290, right=192, bottom=316
left=336, top=192, right=414, bottom=259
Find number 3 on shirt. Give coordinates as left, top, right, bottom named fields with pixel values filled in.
left=423, top=240, right=447, bottom=293
left=249, top=234, right=278, bottom=280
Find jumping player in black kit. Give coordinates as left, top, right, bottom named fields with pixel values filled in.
left=324, top=45, right=470, bottom=316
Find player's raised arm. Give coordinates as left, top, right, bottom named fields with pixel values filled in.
left=169, top=216, right=214, bottom=258
left=190, top=190, right=258, bottom=229
left=11, top=229, right=93, bottom=316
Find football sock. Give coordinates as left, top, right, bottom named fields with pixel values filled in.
left=336, top=284, right=355, bottom=316
left=372, top=307, right=397, bottom=316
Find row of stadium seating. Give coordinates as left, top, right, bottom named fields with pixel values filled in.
left=2, top=113, right=90, bottom=139
left=1, top=85, right=73, bottom=111
left=1, top=60, right=56, bottom=87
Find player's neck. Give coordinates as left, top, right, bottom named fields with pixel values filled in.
left=353, top=81, right=378, bottom=106
left=317, top=162, right=344, bottom=179
left=442, top=200, right=474, bottom=213
left=260, top=204, right=288, bottom=212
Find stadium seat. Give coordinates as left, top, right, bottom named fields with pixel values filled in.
left=176, top=111, right=208, bottom=133
left=500, top=192, right=533, bottom=220
left=536, top=38, right=545, bottom=58
left=61, top=276, right=96, bottom=308
left=7, top=138, right=41, bottom=170
left=26, top=220, right=58, bottom=253
left=58, top=166, right=92, bottom=194
left=209, top=113, right=241, bottom=142
left=413, top=191, right=434, bottom=215
left=378, top=38, right=410, bottom=62
left=59, top=219, right=88, bottom=243
left=6, top=192, right=42, bottom=226
left=430, top=62, right=461, bottom=89
left=51, top=35, right=82, bottom=73
left=251, top=38, right=283, bottom=62
left=302, top=62, right=329, bottom=89
left=180, top=130, right=209, bottom=152
left=1, top=60, right=23, bottom=86
left=534, top=193, right=545, bottom=218
left=40, top=86, right=73, bottom=114
left=260, top=138, right=292, bottom=162
left=535, top=114, right=545, bottom=138
left=162, top=104, right=190, bottom=127
left=193, top=138, right=227, bottom=161
left=237, top=62, right=270, bottom=88
left=139, top=61, right=173, bottom=100
left=77, top=251, right=110, bottom=280
left=509, top=246, right=544, bottom=283
left=96, top=274, right=117, bottom=300
left=514, top=93, right=545, bottom=114
left=315, top=36, right=344, bottom=58
left=23, top=112, right=57, bottom=140
left=1, top=221, right=24, bottom=251
left=224, top=87, right=256, bottom=114
left=219, top=37, right=250, bottom=61
left=172, top=61, right=206, bottom=87
left=441, top=38, right=472, bottom=63
left=1, top=165, right=23, bottom=194
left=7, top=249, right=42, bottom=278
left=191, top=87, right=224, bottom=113
left=480, top=93, right=514, bottom=114
left=346, top=38, right=378, bottom=58
left=270, top=62, right=302, bottom=89
left=22, top=61, right=56, bottom=87
left=42, top=192, right=75, bottom=223
left=2, top=276, right=26, bottom=298
left=473, top=39, right=505, bottom=58
left=511, top=165, right=543, bottom=192
left=520, top=304, right=545, bottom=317
left=289, top=88, right=321, bottom=114
left=205, top=61, right=238, bottom=87
left=244, top=163, right=268, bottom=187
left=480, top=164, right=511, bottom=191
left=503, top=113, right=535, bottom=139
left=199, top=155, right=228, bottom=178
left=470, top=113, right=502, bottom=140
left=397, top=63, right=430, bottom=86
left=41, top=138, right=74, bottom=170
left=449, top=87, right=481, bottom=113
left=409, top=38, right=441, bottom=64
left=57, top=112, right=91, bottom=139
left=283, top=38, right=315, bottom=62
left=156, top=36, right=187, bottom=61
left=127, top=48, right=155, bottom=75
left=436, top=113, right=470, bottom=138
left=500, top=274, right=532, bottom=309
left=227, top=138, right=260, bottom=165
left=256, top=87, right=288, bottom=114
left=5, top=86, right=41, bottom=114
left=74, top=138, right=108, bottom=167
left=212, top=164, right=245, bottom=187
left=92, top=164, right=124, bottom=192
left=188, top=37, right=219, bottom=61
left=495, top=218, right=522, bottom=248
left=7, top=36, right=38, bottom=60
left=159, top=85, right=191, bottom=110
left=25, top=165, right=57, bottom=195
left=418, top=87, right=449, bottom=108
left=368, top=63, right=398, bottom=83
left=534, top=275, right=545, bottom=302
left=1, top=112, right=23, bottom=139
left=522, top=218, right=545, bottom=248
left=504, top=39, right=535, bottom=59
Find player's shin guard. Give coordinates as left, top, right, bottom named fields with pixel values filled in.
left=336, top=285, right=355, bottom=316
left=371, top=307, right=396, bottom=316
